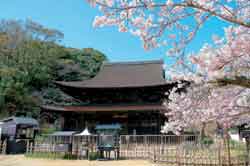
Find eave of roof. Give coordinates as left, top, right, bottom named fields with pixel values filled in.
left=55, top=81, right=170, bottom=89
left=41, top=104, right=166, bottom=112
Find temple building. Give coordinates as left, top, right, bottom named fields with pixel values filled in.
left=41, top=60, right=177, bottom=135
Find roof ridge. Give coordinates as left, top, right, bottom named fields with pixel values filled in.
left=103, top=59, right=164, bottom=66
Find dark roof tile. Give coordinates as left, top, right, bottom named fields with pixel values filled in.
left=55, top=60, right=167, bottom=88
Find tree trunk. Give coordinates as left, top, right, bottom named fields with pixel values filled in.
left=223, top=129, right=231, bottom=166
left=199, top=122, right=206, bottom=143
left=245, top=137, right=250, bottom=166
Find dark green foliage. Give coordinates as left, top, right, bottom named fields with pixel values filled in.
left=88, top=152, right=100, bottom=160
left=40, top=47, right=106, bottom=106
left=25, top=152, right=78, bottom=160
left=63, top=154, right=78, bottom=160
left=0, top=19, right=106, bottom=118
left=201, top=136, right=214, bottom=146
left=39, top=125, right=57, bottom=135
left=55, top=47, right=106, bottom=81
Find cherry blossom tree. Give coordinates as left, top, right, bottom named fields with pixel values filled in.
left=87, top=0, right=249, bottom=56
left=162, top=24, right=250, bottom=134
left=162, top=83, right=250, bottom=135
left=163, top=25, right=250, bottom=134
left=86, top=0, right=250, bottom=134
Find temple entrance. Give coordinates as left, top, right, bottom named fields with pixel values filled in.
left=60, top=111, right=165, bottom=135
left=94, top=112, right=128, bottom=134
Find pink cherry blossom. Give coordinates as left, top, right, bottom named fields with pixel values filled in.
left=163, top=83, right=250, bottom=135
left=87, top=0, right=250, bottom=55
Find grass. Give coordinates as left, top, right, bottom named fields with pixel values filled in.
left=25, top=152, right=78, bottom=160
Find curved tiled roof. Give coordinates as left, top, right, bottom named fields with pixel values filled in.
left=0, top=116, right=39, bottom=126
left=55, top=60, right=167, bottom=89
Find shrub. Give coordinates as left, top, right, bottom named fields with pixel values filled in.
left=229, top=139, right=245, bottom=150
left=201, top=136, right=214, bottom=146
left=63, top=154, right=78, bottom=160
left=40, top=124, right=56, bottom=135
left=25, top=152, right=77, bottom=160
left=88, top=152, right=99, bottom=160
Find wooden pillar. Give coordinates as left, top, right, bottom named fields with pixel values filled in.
left=59, top=115, right=65, bottom=130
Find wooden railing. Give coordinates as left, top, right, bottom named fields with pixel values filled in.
left=119, top=135, right=198, bottom=159
left=27, top=134, right=249, bottom=165
left=72, top=135, right=98, bottom=159
left=119, top=135, right=248, bottom=165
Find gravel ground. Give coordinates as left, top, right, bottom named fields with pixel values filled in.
left=0, top=155, right=154, bottom=166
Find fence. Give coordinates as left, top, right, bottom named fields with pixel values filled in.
left=26, top=135, right=99, bottom=159
left=120, top=135, right=248, bottom=165
left=26, top=134, right=249, bottom=165
left=119, top=135, right=198, bottom=159
left=72, top=135, right=99, bottom=158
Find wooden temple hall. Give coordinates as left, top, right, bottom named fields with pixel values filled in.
left=41, top=60, right=177, bottom=135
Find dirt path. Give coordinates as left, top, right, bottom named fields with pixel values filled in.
left=0, top=155, right=154, bottom=166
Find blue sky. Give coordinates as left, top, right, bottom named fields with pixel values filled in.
left=1, top=0, right=228, bottom=62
